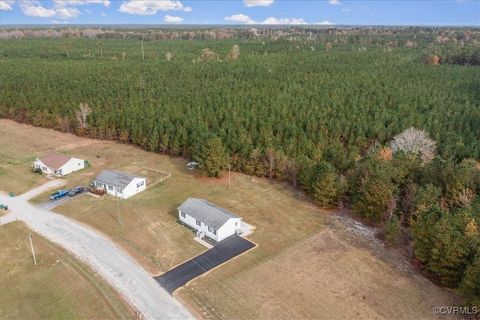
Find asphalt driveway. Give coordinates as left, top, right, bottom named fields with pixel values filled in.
left=155, top=235, right=255, bottom=294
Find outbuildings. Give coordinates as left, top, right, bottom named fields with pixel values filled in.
left=178, top=198, right=243, bottom=242
left=92, top=170, right=146, bottom=199
left=33, top=153, right=85, bottom=176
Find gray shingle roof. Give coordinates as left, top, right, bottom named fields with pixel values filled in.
left=93, top=170, right=143, bottom=189
left=178, top=198, right=240, bottom=229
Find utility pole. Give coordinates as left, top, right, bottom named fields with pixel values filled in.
left=141, top=36, right=145, bottom=61
left=29, top=234, right=37, bottom=265
left=115, top=191, right=122, bottom=225
left=228, top=164, right=231, bottom=190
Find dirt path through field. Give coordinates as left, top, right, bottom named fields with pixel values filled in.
left=1, top=182, right=193, bottom=320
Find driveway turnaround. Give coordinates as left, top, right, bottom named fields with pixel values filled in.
left=1, top=181, right=193, bottom=320
left=155, top=235, right=255, bottom=294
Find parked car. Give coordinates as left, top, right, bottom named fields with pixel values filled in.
left=49, top=190, right=69, bottom=200
left=68, top=186, right=86, bottom=196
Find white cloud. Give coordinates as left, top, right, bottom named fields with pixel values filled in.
left=329, top=0, right=340, bottom=5
left=20, top=1, right=56, bottom=17
left=315, top=20, right=334, bottom=25
left=243, top=0, right=273, bottom=7
left=55, top=6, right=80, bottom=18
left=19, top=0, right=110, bottom=19
left=53, top=0, right=110, bottom=7
left=262, top=17, right=306, bottom=25
left=119, top=0, right=184, bottom=15
left=0, top=0, right=14, bottom=11
left=101, top=11, right=106, bottom=16
left=225, top=13, right=255, bottom=24
left=226, top=13, right=306, bottom=25
left=164, top=14, right=183, bottom=23
left=183, top=6, right=191, bottom=12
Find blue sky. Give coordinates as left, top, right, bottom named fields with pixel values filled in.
left=0, top=0, right=478, bottom=26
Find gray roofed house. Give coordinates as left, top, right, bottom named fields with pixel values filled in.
left=178, top=198, right=243, bottom=242
left=92, top=170, right=147, bottom=199
left=94, top=170, right=140, bottom=188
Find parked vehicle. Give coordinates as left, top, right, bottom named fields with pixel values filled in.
left=0, top=204, right=8, bottom=210
left=49, top=190, right=69, bottom=200
left=68, top=186, right=86, bottom=196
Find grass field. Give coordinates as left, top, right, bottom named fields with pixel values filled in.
left=0, top=221, right=134, bottom=319
left=0, top=119, right=462, bottom=319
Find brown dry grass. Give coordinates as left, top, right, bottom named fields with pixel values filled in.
left=179, top=219, right=461, bottom=320
left=0, top=120, right=463, bottom=320
left=0, top=221, right=135, bottom=319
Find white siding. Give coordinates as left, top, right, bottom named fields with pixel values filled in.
left=121, top=177, right=147, bottom=199
left=178, top=210, right=241, bottom=242
left=58, top=158, right=85, bottom=175
left=33, top=160, right=54, bottom=175
left=32, top=158, right=84, bottom=176
left=96, top=177, right=146, bottom=199
left=217, top=218, right=242, bottom=241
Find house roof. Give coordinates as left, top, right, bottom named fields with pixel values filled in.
left=178, top=198, right=240, bottom=229
left=38, top=153, right=72, bottom=170
left=93, top=170, right=143, bottom=189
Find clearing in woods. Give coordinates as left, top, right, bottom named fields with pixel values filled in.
left=0, top=221, right=134, bottom=319
left=0, top=119, right=462, bottom=319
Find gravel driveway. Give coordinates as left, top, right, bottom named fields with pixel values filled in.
left=1, top=181, right=193, bottom=320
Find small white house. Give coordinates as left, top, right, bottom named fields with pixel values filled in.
left=92, top=170, right=146, bottom=199
left=178, top=198, right=243, bottom=242
left=33, top=153, right=85, bottom=176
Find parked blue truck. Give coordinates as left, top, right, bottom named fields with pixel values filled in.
left=49, top=190, right=69, bottom=200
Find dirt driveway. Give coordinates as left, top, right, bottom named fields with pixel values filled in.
left=1, top=181, right=193, bottom=320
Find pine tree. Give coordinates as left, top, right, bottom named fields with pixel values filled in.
left=310, top=161, right=338, bottom=207
left=147, top=128, right=159, bottom=152
left=194, top=133, right=227, bottom=177
left=353, top=177, right=394, bottom=223
left=460, top=250, right=480, bottom=308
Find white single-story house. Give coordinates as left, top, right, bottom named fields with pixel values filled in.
left=178, top=198, right=243, bottom=242
left=92, top=170, right=146, bottom=199
left=33, top=153, right=85, bottom=176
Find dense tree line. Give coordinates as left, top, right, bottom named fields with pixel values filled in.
left=0, top=35, right=478, bottom=305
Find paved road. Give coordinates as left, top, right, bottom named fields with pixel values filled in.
left=1, top=182, right=193, bottom=320
left=156, top=235, right=255, bottom=294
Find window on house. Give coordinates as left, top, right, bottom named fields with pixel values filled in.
left=117, top=187, right=122, bottom=193
left=208, top=226, right=212, bottom=232
left=196, top=220, right=201, bottom=226
left=137, top=180, right=144, bottom=188
left=180, top=212, right=186, bottom=218
left=108, top=185, right=114, bottom=191
left=213, top=229, right=217, bottom=235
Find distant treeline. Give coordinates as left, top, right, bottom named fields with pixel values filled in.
left=0, top=34, right=479, bottom=306
left=1, top=26, right=479, bottom=45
